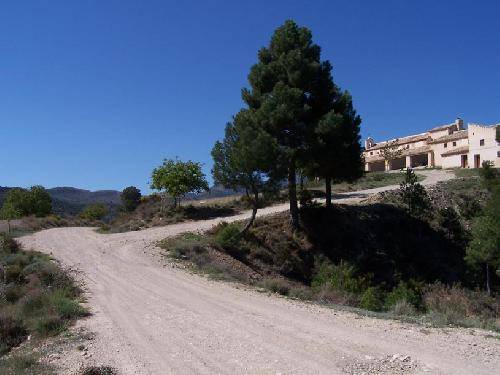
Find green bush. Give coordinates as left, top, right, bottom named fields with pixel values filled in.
left=214, top=223, right=241, bottom=249
left=360, top=287, right=384, bottom=311
left=312, top=260, right=368, bottom=294
left=385, top=281, right=420, bottom=310
left=80, top=203, right=108, bottom=221
left=35, top=314, right=65, bottom=336
left=49, top=290, right=87, bottom=320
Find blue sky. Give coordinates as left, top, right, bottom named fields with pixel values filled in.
left=1, top=1, right=499, bottom=192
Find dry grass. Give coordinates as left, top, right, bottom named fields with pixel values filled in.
left=423, top=283, right=499, bottom=330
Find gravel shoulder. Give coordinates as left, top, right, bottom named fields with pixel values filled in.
left=19, top=168, right=500, bottom=375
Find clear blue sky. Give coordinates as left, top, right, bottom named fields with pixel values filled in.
left=1, top=1, right=499, bottom=192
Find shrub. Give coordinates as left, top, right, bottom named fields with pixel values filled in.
left=299, top=189, right=314, bottom=207
left=0, top=234, right=19, bottom=254
left=312, top=260, right=368, bottom=294
left=214, top=223, right=241, bottom=249
left=4, top=264, right=23, bottom=283
left=259, top=278, right=290, bottom=296
left=80, top=203, right=108, bottom=221
left=360, top=287, right=384, bottom=311
left=19, top=289, right=46, bottom=316
left=80, top=366, right=118, bottom=375
left=35, top=314, right=65, bottom=336
left=385, top=281, right=420, bottom=310
left=0, top=353, right=45, bottom=374
left=314, top=283, right=360, bottom=306
left=391, top=300, right=416, bottom=316
left=423, top=283, right=499, bottom=328
left=49, top=290, right=87, bottom=320
left=0, top=310, right=27, bottom=355
left=0, top=236, right=86, bottom=354
left=288, top=285, right=314, bottom=300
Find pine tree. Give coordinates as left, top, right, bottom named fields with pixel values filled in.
left=241, top=20, right=339, bottom=229
left=212, top=109, right=283, bottom=233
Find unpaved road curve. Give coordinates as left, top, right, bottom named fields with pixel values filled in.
left=19, top=170, right=499, bottom=374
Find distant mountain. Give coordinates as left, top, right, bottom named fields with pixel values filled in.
left=0, top=186, right=122, bottom=217
left=0, top=184, right=245, bottom=217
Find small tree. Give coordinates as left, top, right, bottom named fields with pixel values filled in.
left=466, top=171, right=500, bottom=294
left=480, top=161, right=498, bottom=191
left=212, top=109, right=282, bottom=233
left=121, top=186, right=141, bottom=212
left=0, top=201, right=21, bottom=234
left=380, top=140, right=403, bottom=170
left=80, top=203, right=108, bottom=221
left=1, top=186, right=52, bottom=218
left=150, top=159, right=209, bottom=209
left=29, top=185, right=52, bottom=217
left=437, top=207, right=466, bottom=245
left=399, top=168, right=430, bottom=216
left=2, top=188, right=32, bottom=216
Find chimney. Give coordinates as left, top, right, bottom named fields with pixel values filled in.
left=455, top=117, right=464, bottom=130
left=365, top=137, right=375, bottom=149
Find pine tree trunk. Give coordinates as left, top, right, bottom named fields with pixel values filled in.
left=240, top=190, right=258, bottom=235
left=288, top=158, right=300, bottom=230
left=486, top=263, right=491, bottom=295
left=325, top=176, right=332, bottom=208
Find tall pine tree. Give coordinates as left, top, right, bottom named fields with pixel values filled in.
left=242, top=20, right=338, bottom=229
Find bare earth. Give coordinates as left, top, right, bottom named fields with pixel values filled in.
left=19, top=170, right=500, bottom=374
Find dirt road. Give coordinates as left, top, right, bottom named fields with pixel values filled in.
left=19, top=169, right=499, bottom=374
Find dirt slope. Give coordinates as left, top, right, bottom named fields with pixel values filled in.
left=19, top=169, right=499, bottom=374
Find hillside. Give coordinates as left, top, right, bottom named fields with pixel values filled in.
left=0, top=186, right=121, bottom=217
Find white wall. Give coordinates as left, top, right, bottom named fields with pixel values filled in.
left=441, top=154, right=463, bottom=168
left=432, top=137, right=469, bottom=167
left=468, top=124, right=499, bottom=167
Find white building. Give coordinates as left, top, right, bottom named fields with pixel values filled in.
left=363, top=119, right=499, bottom=171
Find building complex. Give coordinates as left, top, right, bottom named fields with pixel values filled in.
left=363, top=118, right=499, bottom=171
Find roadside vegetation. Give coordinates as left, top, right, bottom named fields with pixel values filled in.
left=305, top=170, right=423, bottom=195
left=0, top=233, right=88, bottom=373
left=159, top=167, right=499, bottom=331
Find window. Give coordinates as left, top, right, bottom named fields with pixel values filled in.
left=370, top=151, right=373, bottom=156
left=453, top=141, right=456, bottom=147
left=480, top=139, right=485, bottom=146
left=444, top=143, right=447, bottom=148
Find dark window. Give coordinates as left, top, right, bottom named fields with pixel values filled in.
left=453, top=141, right=457, bottom=146
left=370, top=151, right=373, bottom=155
left=444, top=143, right=447, bottom=148
left=480, top=139, right=485, bottom=146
